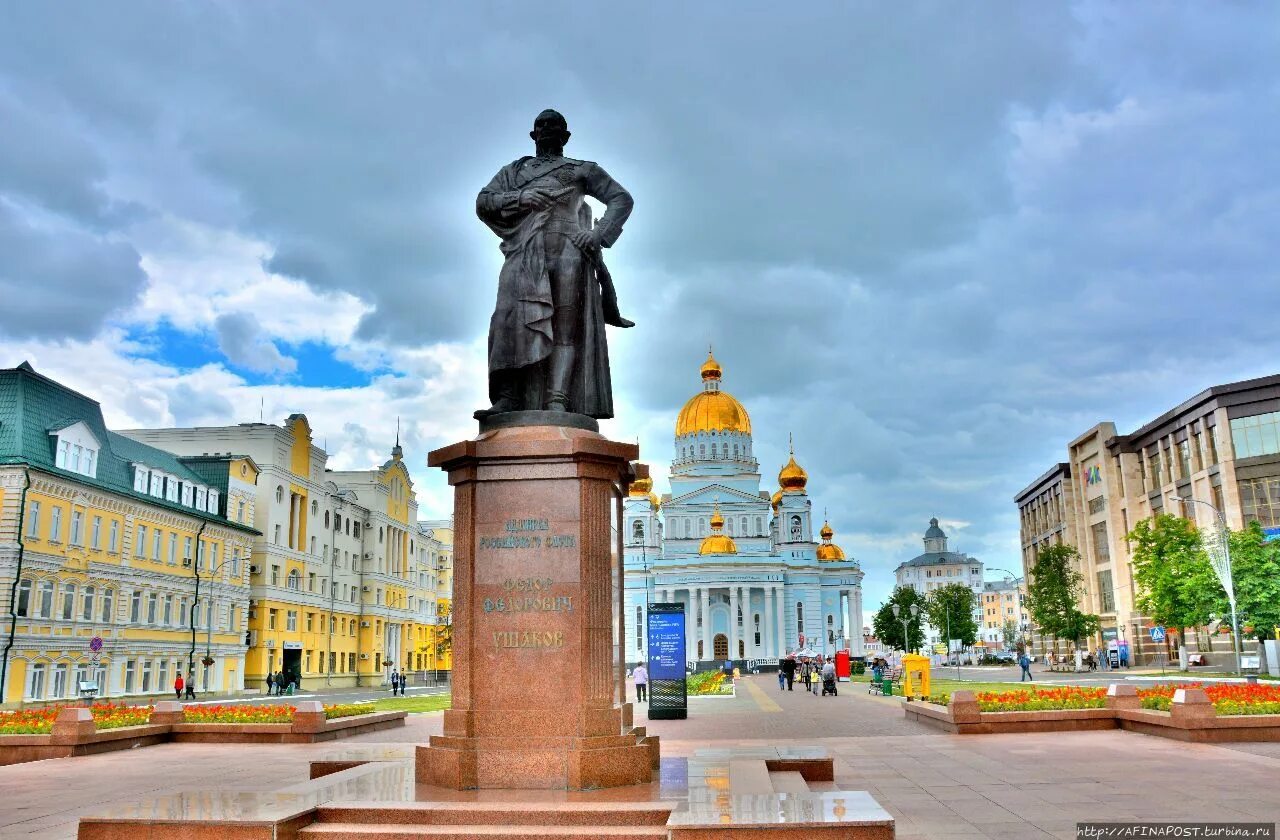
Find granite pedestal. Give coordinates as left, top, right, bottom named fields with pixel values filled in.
left=417, top=422, right=653, bottom=790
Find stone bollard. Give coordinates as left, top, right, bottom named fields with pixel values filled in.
left=49, top=707, right=96, bottom=745
left=949, top=690, right=981, bottom=724
left=1170, top=687, right=1214, bottom=726
left=292, top=701, right=327, bottom=734
left=1105, top=684, right=1140, bottom=711
left=150, top=701, right=185, bottom=726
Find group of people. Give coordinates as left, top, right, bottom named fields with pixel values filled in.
left=265, top=671, right=296, bottom=696
left=776, top=657, right=837, bottom=696
left=172, top=672, right=197, bottom=700
left=388, top=670, right=409, bottom=696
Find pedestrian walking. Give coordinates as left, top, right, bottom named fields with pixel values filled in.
left=265, top=673, right=274, bottom=696
left=184, top=671, right=196, bottom=699
left=390, top=670, right=399, bottom=695
left=1018, top=651, right=1033, bottom=682
left=777, top=669, right=786, bottom=691
left=633, top=663, right=648, bottom=703
left=174, top=673, right=184, bottom=700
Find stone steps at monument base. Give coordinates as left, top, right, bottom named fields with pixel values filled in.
left=299, top=825, right=670, bottom=839
left=315, top=801, right=674, bottom=826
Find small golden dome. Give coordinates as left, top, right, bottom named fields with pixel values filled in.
left=817, top=520, right=846, bottom=561
left=699, top=502, right=738, bottom=555
left=700, top=348, right=722, bottom=381
left=771, top=489, right=782, bottom=511
left=629, top=475, right=653, bottom=497
left=778, top=453, right=808, bottom=492
left=649, top=492, right=660, bottom=510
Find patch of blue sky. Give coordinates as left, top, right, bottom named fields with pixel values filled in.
left=126, top=323, right=376, bottom=388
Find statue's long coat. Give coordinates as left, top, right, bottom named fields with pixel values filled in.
left=476, top=156, right=632, bottom=419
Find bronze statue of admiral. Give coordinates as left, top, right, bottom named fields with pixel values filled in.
left=474, top=109, right=634, bottom=422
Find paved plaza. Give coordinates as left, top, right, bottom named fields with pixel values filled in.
left=2, top=675, right=1278, bottom=839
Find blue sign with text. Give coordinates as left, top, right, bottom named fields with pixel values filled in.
left=646, top=602, right=688, bottom=720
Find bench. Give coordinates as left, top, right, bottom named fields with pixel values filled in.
left=868, top=667, right=902, bottom=695
left=1188, top=653, right=1208, bottom=667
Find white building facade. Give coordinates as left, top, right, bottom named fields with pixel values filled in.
left=623, top=353, right=864, bottom=668
left=893, top=519, right=985, bottom=649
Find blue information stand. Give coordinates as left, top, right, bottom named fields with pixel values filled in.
left=646, top=602, right=687, bottom=720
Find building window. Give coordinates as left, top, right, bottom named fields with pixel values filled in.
left=152, top=529, right=162, bottom=561
left=124, top=660, right=136, bottom=693
left=164, top=594, right=173, bottom=626
left=147, top=593, right=158, bottom=624
left=1087, top=496, right=1106, bottom=515
left=796, top=603, right=804, bottom=634
left=1091, top=522, right=1110, bottom=561
left=790, top=516, right=802, bottom=541
left=268, top=609, right=278, bottom=630
left=1231, top=411, right=1280, bottom=460
left=27, top=663, right=47, bottom=700
left=15, top=579, right=31, bottom=617
left=50, top=507, right=62, bottom=542
left=109, top=521, right=119, bottom=553
left=274, top=524, right=282, bottom=545
left=150, top=473, right=163, bottom=497
left=276, top=486, right=284, bottom=504
left=135, top=525, right=147, bottom=557
left=37, top=580, right=54, bottom=618
left=184, top=537, right=193, bottom=564
left=25, top=501, right=40, bottom=539
left=101, top=589, right=114, bottom=623
left=82, top=586, right=95, bottom=621
left=134, top=466, right=148, bottom=492
left=130, top=591, right=142, bottom=623
left=1097, top=569, right=1116, bottom=613
left=90, top=516, right=102, bottom=550
left=287, top=570, right=300, bottom=590
left=1239, top=476, right=1280, bottom=529
left=141, top=660, right=153, bottom=693
left=61, top=583, right=76, bottom=620
left=70, top=510, right=84, bottom=546
left=1177, top=438, right=1193, bottom=478
left=287, top=610, right=298, bottom=631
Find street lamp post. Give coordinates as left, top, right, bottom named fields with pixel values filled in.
left=891, top=602, right=920, bottom=656
left=1170, top=495, right=1241, bottom=677
left=631, top=533, right=651, bottom=662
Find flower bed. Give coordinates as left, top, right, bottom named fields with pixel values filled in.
left=687, top=671, right=733, bottom=696
left=0, top=703, right=152, bottom=735
left=324, top=703, right=371, bottom=720
left=935, top=686, right=1107, bottom=712
left=1138, top=683, right=1280, bottom=715
left=183, top=704, right=295, bottom=724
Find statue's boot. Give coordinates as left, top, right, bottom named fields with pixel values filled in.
left=546, top=345, right=575, bottom=412
left=474, top=371, right=520, bottom=420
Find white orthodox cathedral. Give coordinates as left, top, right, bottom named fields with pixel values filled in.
left=623, top=352, right=865, bottom=668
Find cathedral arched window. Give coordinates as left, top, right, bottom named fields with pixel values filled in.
left=733, top=443, right=739, bottom=457
left=790, top=516, right=802, bottom=541
left=699, top=519, right=708, bottom=537
left=796, top=603, right=805, bottom=634
left=683, top=519, right=691, bottom=538
left=699, top=444, right=705, bottom=458
left=740, top=516, right=748, bottom=535
left=710, top=443, right=716, bottom=458
left=755, top=516, right=763, bottom=534
left=632, top=520, right=644, bottom=542
left=726, top=518, right=733, bottom=535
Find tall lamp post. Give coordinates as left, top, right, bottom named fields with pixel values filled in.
left=1170, top=495, right=1241, bottom=677
left=631, top=532, right=651, bottom=662
left=891, top=602, right=920, bottom=657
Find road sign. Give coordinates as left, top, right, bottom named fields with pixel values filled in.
left=1149, top=626, right=1166, bottom=643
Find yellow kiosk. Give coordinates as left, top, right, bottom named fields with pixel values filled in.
left=901, top=653, right=931, bottom=699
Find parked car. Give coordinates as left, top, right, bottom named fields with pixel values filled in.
left=991, top=650, right=1016, bottom=664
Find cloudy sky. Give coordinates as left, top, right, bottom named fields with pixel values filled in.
left=3, top=4, right=1278, bottom=610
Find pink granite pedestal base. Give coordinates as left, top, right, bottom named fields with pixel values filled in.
left=417, top=424, right=652, bottom=791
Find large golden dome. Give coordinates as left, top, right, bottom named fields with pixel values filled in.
left=699, top=502, right=738, bottom=555
left=675, top=351, right=752, bottom=437
left=817, top=520, right=846, bottom=562
left=628, top=475, right=653, bottom=496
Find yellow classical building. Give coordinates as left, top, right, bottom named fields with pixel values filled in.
left=123, top=416, right=451, bottom=688
left=0, top=363, right=258, bottom=704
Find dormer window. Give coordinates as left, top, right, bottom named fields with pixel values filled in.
left=208, top=490, right=220, bottom=515
left=50, top=422, right=101, bottom=479
left=166, top=476, right=180, bottom=503
left=196, top=487, right=208, bottom=511
left=181, top=483, right=193, bottom=507
left=134, top=466, right=149, bottom=492
left=149, top=473, right=163, bottom=497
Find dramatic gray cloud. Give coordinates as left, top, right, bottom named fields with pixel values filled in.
left=1, top=2, right=1278, bottom=609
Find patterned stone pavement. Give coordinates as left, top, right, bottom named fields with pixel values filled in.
left=2, top=675, right=1279, bottom=838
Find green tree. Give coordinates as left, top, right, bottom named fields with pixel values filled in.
left=1001, top=619, right=1019, bottom=650
left=1025, top=543, right=1100, bottom=650
left=1127, top=514, right=1218, bottom=649
left=924, top=583, right=977, bottom=649
left=1228, top=521, right=1280, bottom=642
left=872, top=586, right=926, bottom=653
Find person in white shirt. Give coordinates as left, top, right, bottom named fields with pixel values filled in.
left=632, top=663, right=649, bottom=702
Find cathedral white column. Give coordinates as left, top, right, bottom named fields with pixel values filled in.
left=706, top=586, right=716, bottom=660
left=729, top=586, right=740, bottom=660
left=773, top=584, right=786, bottom=654
left=764, top=586, right=775, bottom=657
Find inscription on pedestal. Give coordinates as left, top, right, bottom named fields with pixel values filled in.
left=477, top=520, right=579, bottom=653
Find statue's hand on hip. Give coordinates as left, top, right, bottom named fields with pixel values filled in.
left=571, top=228, right=601, bottom=253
